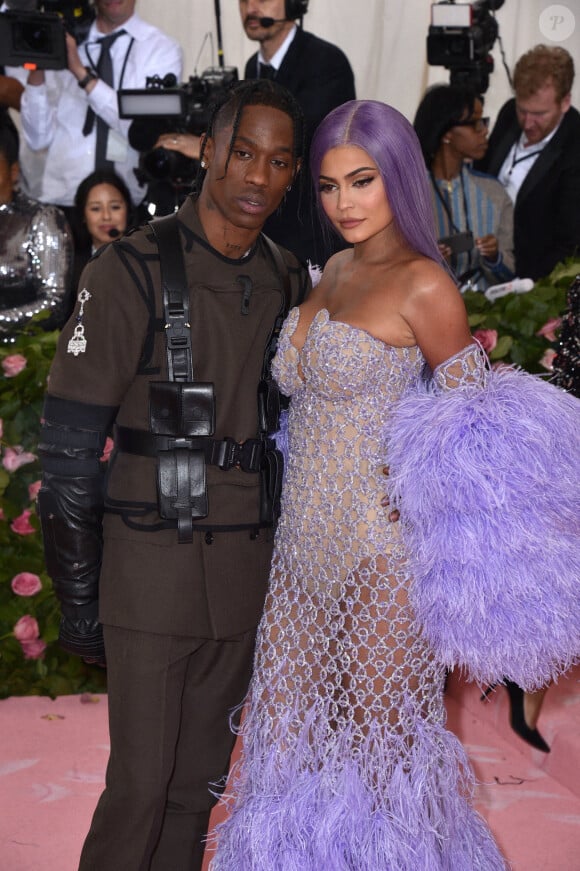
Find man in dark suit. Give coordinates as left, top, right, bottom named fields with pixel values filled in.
left=477, top=44, right=580, bottom=281
left=240, top=0, right=355, bottom=266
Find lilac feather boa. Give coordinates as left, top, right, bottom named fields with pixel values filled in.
left=386, top=365, right=580, bottom=690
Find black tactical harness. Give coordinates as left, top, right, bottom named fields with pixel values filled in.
left=113, top=214, right=292, bottom=543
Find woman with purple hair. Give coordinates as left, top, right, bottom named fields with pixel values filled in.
left=211, top=101, right=580, bottom=870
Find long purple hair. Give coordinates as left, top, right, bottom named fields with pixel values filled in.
left=310, top=100, right=444, bottom=265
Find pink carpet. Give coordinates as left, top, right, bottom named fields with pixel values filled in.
left=1, top=666, right=579, bottom=871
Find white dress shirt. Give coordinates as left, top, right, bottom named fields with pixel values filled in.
left=498, top=121, right=561, bottom=204
left=18, top=14, right=182, bottom=207
left=257, top=25, right=297, bottom=72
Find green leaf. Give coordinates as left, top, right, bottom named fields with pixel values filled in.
left=490, top=334, right=513, bottom=359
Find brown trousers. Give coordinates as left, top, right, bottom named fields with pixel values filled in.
left=78, top=625, right=256, bottom=871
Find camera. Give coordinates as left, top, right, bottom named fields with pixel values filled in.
left=0, top=1, right=94, bottom=69
left=438, top=230, right=474, bottom=254
left=121, top=67, right=238, bottom=188
left=427, top=0, right=504, bottom=93
left=119, top=66, right=238, bottom=217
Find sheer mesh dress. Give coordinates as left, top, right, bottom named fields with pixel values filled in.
left=211, top=307, right=507, bottom=870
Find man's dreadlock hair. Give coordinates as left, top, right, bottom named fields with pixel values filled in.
left=196, top=79, right=305, bottom=189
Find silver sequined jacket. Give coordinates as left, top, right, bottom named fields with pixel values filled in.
left=0, top=189, right=72, bottom=340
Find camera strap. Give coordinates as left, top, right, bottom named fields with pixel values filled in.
left=430, top=169, right=475, bottom=275
left=429, top=169, right=473, bottom=236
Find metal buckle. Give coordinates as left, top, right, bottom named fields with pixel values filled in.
left=238, top=440, right=262, bottom=472
left=216, top=437, right=238, bottom=470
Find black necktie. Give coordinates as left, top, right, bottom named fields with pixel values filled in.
left=82, top=29, right=126, bottom=170
left=259, top=63, right=276, bottom=80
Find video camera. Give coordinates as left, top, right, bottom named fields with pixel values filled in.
left=0, top=1, right=94, bottom=69
left=427, top=0, right=504, bottom=93
left=120, top=66, right=238, bottom=190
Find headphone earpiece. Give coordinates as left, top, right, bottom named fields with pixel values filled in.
left=285, top=0, right=309, bottom=20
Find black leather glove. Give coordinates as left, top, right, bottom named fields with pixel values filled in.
left=59, top=615, right=106, bottom=666
left=37, top=397, right=117, bottom=668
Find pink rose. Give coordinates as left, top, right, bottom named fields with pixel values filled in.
left=2, top=446, right=37, bottom=472
left=100, top=436, right=114, bottom=463
left=11, top=572, right=42, bottom=597
left=472, top=329, right=498, bottom=353
left=539, top=348, right=557, bottom=371
left=536, top=317, right=562, bottom=342
left=20, top=638, right=47, bottom=660
left=11, top=509, right=36, bottom=535
left=2, top=354, right=27, bottom=377
left=28, top=480, right=42, bottom=501
left=13, top=614, right=40, bottom=642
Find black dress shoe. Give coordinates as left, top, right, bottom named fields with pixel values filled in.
left=480, top=681, right=551, bottom=753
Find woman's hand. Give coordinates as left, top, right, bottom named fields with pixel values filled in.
left=476, top=234, right=499, bottom=263
left=154, top=132, right=201, bottom=160
left=438, top=242, right=453, bottom=262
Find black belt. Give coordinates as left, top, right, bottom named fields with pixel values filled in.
left=114, top=425, right=267, bottom=473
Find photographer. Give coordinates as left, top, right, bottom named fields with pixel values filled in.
left=414, top=83, right=515, bottom=291
left=124, top=69, right=238, bottom=218
left=17, top=0, right=182, bottom=211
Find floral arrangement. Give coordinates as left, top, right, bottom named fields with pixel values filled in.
left=0, top=317, right=106, bottom=698
left=463, top=258, right=580, bottom=373
left=1, top=259, right=578, bottom=698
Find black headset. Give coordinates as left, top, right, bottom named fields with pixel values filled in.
left=285, top=0, right=309, bottom=19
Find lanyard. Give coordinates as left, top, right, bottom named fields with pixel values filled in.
left=429, top=169, right=472, bottom=235
left=506, top=141, right=543, bottom=175
left=429, top=169, right=476, bottom=280
left=85, top=33, right=135, bottom=90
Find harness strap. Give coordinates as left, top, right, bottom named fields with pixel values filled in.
left=115, top=424, right=269, bottom=473
left=150, top=214, right=193, bottom=382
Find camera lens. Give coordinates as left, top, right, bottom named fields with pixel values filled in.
left=142, top=147, right=176, bottom=181
left=15, top=22, right=52, bottom=54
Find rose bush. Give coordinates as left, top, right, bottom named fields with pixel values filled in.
left=11, top=572, right=43, bottom=596
left=0, top=315, right=106, bottom=698
left=464, top=258, right=580, bottom=372
left=472, top=328, right=498, bottom=353
left=2, top=354, right=27, bottom=378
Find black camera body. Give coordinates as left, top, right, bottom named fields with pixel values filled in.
left=0, top=1, right=94, bottom=69
left=438, top=230, right=474, bottom=254
left=427, top=0, right=504, bottom=93
left=121, top=67, right=239, bottom=188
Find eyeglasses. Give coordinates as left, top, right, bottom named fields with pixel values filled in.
left=453, top=117, right=490, bottom=133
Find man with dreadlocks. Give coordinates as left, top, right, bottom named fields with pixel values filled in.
left=36, top=79, right=310, bottom=871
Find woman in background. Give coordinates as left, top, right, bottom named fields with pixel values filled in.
left=414, top=84, right=515, bottom=291
left=63, top=170, right=134, bottom=322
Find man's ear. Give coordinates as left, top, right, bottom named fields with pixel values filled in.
left=10, top=161, right=19, bottom=186
left=561, top=93, right=572, bottom=114
left=201, top=133, right=214, bottom=165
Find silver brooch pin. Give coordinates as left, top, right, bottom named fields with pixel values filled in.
left=67, top=289, right=91, bottom=356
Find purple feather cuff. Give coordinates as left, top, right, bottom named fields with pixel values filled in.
left=386, top=364, right=580, bottom=690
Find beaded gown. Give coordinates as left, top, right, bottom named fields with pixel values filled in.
left=212, top=307, right=508, bottom=870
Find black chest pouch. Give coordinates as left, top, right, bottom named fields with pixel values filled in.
left=149, top=381, right=215, bottom=540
